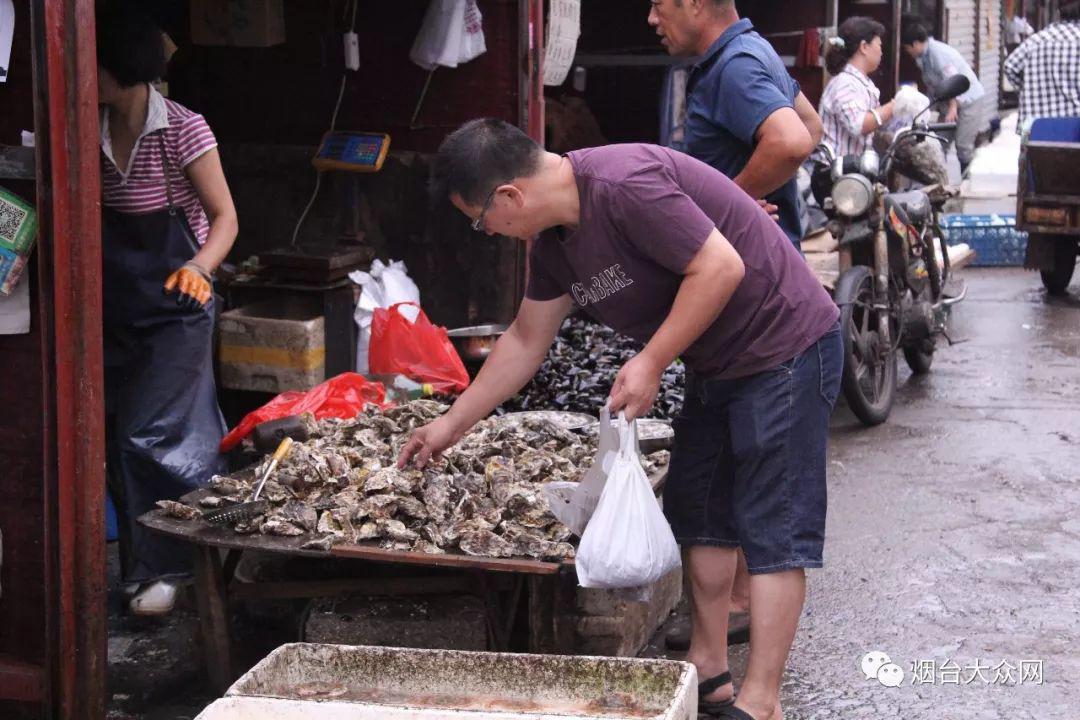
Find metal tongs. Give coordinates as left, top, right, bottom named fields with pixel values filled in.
left=203, top=437, right=294, bottom=525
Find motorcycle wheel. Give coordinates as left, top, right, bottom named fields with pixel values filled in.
left=836, top=265, right=897, bottom=427
left=1040, top=239, right=1077, bottom=296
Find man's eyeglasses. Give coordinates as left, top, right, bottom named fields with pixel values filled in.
left=471, top=186, right=499, bottom=232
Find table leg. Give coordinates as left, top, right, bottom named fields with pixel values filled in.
left=527, top=572, right=575, bottom=653
left=193, top=546, right=234, bottom=693
left=474, top=571, right=508, bottom=651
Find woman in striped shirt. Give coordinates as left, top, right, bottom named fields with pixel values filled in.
left=98, top=8, right=237, bottom=616
left=818, top=17, right=897, bottom=158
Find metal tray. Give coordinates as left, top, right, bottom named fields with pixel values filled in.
left=496, top=410, right=596, bottom=433
left=636, top=419, right=674, bottom=453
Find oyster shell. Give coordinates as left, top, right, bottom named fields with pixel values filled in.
left=357, top=494, right=399, bottom=520
left=458, top=528, right=516, bottom=558
left=261, top=517, right=305, bottom=536
left=420, top=474, right=453, bottom=522
left=274, top=500, right=319, bottom=532
left=394, top=495, right=428, bottom=521
left=156, top=500, right=201, bottom=520
left=377, top=518, right=419, bottom=543
left=300, top=534, right=339, bottom=552
left=209, top=475, right=247, bottom=497
left=501, top=524, right=553, bottom=559
left=356, top=521, right=381, bottom=541
left=412, top=539, right=446, bottom=555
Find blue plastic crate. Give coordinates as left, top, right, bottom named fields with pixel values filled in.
left=942, top=214, right=1028, bottom=266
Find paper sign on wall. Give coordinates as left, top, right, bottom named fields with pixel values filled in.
left=543, top=0, right=580, bottom=87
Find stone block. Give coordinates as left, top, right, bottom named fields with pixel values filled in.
left=562, top=568, right=683, bottom=657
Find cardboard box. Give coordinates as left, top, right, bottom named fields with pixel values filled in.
left=190, top=0, right=285, bottom=48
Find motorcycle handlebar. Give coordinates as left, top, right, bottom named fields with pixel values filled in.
left=925, top=122, right=958, bottom=133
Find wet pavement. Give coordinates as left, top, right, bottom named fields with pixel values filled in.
left=653, top=267, right=1080, bottom=719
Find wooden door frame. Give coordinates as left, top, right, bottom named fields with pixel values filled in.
left=32, top=0, right=108, bottom=717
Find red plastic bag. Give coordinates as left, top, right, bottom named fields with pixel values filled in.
left=219, top=372, right=387, bottom=453
left=368, top=302, right=470, bottom=394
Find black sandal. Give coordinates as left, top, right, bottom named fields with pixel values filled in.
left=698, top=671, right=735, bottom=716
left=716, top=706, right=757, bottom=720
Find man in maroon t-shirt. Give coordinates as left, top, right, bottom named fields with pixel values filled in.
left=399, top=118, right=841, bottom=720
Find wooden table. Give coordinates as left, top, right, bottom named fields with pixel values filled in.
left=140, top=493, right=568, bottom=692
left=140, top=465, right=668, bottom=691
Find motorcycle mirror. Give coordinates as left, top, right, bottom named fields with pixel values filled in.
left=930, top=75, right=971, bottom=104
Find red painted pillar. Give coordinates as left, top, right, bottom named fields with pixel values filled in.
left=35, top=0, right=107, bottom=717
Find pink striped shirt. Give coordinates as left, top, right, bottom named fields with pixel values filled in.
left=100, top=86, right=218, bottom=244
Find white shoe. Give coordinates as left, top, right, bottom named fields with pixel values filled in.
left=129, top=580, right=179, bottom=616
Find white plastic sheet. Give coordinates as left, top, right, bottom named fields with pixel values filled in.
left=348, top=260, right=420, bottom=375
left=574, top=412, right=681, bottom=589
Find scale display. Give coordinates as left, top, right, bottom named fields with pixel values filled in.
left=312, top=131, right=391, bottom=173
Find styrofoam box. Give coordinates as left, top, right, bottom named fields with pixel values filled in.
left=196, top=643, right=698, bottom=720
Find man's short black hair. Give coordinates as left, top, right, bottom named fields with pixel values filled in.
left=901, top=17, right=930, bottom=46
left=96, top=5, right=166, bottom=87
left=431, top=118, right=543, bottom=207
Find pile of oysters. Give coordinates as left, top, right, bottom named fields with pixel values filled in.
left=159, top=400, right=670, bottom=561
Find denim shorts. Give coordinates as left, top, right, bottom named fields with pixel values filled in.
left=662, top=323, right=843, bottom=574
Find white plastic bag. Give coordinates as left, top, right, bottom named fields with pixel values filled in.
left=349, top=260, right=420, bottom=375
left=891, top=84, right=931, bottom=126
left=410, top=0, right=486, bottom=71
left=575, top=413, right=681, bottom=589
left=544, top=405, right=619, bottom=536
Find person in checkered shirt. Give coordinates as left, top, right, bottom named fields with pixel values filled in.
left=1004, top=7, right=1080, bottom=132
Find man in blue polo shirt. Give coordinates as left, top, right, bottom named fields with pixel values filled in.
left=901, top=17, right=990, bottom=173
left=650, top=0, right=823, bottom=248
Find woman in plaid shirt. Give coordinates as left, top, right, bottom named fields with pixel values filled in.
left=818, top=17, right=896, bottom=158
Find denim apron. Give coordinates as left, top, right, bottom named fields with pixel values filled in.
left=102, top=133, right=226, bottom=583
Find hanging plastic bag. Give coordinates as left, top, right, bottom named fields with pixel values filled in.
left=368, top=302, right=470, bottom=395
left=544, top=404, right=619, bottom=536
left=410, top=0, right=486, bottom=71
left=349, top=259, right=420, bottom=375
left=219, top=372, right=387, bottom=452
left=575, top=412, right=681, bottom=589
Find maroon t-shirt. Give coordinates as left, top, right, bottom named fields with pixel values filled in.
left=526, top=144, right=839, bottom=379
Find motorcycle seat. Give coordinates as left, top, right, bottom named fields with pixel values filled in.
left=886, top=191, right=931, bottom=225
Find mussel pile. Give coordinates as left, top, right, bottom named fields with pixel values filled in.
left=497, top=316, right=685, bottom=419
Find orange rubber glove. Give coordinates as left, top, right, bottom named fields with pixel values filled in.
left=164, top=262, right=212, bottom=308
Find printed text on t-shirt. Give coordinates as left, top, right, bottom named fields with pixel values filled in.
left=571, top=264, right=634, bottom=307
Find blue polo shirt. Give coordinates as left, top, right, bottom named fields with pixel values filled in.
left=683, top=19, right=803, bottom=245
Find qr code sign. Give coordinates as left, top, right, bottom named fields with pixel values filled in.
left=0, top=201, right=27, bottom=244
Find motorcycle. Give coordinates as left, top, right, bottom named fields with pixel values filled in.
left=809, top=74, right=971, bottom=426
